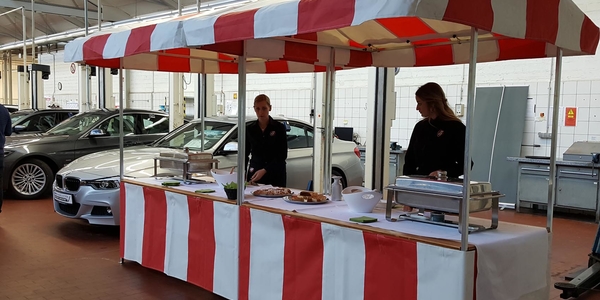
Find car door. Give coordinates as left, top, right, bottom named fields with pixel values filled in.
left=74, top=114, right=138, bottom=158
left=284, top=121, right=314, bottom=189
left=136, top=113, right=170, bottom=145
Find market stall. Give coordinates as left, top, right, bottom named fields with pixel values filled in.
left=63, top=0, right=600, bottom=299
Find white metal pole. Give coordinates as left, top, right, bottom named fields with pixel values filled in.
left=547, top=49, right=562, bottom=233
left=323, top=47, right=335, bottom=195
left=84, top=0, right=90, bottom=110
left=178, top=0, right=182, bottom=16
left=22, top=7, right=26, bottom=108
left=31, top=0, right=35, bottom=60
left=119, top=59, right=124, bottom=181
left=200, top=60, right=205, bottom=152
left=197, top=0, right=201, bottom=12
left=98, top=0, right=101, bottom=31
left=461, top=27, right=478, bottom=251
left=236, top=43, right=247, bottom=206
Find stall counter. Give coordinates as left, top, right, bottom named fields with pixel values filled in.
left=120, top=177, right=549, bottom=300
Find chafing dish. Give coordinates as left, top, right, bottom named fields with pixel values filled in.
left=153, top=148, right=219, bottom=184
left=385, top=175, right=504, bottom=233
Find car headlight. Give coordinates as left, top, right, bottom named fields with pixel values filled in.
left=82, top=180, right=120, bottom=190
left=3, top=150, right=14, bottom=157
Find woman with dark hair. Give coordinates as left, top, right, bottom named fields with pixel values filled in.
left=403, top=82, right=467, bottom=179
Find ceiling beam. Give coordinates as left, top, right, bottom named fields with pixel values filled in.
left=0, top=0, right=131, bottom=21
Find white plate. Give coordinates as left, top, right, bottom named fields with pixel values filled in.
left=54, top=191, right=73, bottom=205
left=283, top=196, right=329, bottom=205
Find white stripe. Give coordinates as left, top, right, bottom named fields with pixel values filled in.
left=151, top=21, right=186, bottom=52
left=182, top=15, right=218, bottom=46
left=247, top=61, right=268, bottom=74
left=248, top=209, right=285, bottom=300
left=247, top=39, right=285, bottom=60
left=163, top=191, right=190, bottom=281
left=414, top=0, right=449, bottom=20
left=452, top=39, right=499, bottom=64
left=254, top=0, right=299, bottom=38
left=321, top=223, right=365, bottom=300
left=491, top=0, right=527, bottom=39
left=287, top=61, right=317, bottom=73
left=213, top=202, right=240, bottom=300
left=335, top=49, right=351, bottom=67
left=123, top=183, right=145, bottom=264
left=556, top=0, right=584, bottom=52
left=417, top=243, right=474, bottom=300
left=63, top=37, right=89, bottom=62
left=372, top=48, right=416, bottom=67
left=103, top=30, right=131, bottom=59
left=123, top=53, right=158, bottom=71
left=353, top=0, right=417, bottom=26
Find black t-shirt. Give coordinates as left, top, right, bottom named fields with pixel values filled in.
left=403, top=118, right=467, bottom=178
left=245, top=116, right=288, bottom=185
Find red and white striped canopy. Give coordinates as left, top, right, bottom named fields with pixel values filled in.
left=64, top=0, right=600, bottom=73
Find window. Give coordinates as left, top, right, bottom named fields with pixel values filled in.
left=140, top=114, right=170, bottom=134
left=98, top=115, right=135, bottom=136
left=155, top=121, right=234, bottom=150
left=20, top=113, right=56, bottom=132
left=286, top=123, right=312, bottom=149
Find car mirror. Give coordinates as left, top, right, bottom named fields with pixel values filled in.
left=223, top=141, right=238, bottom=152
left=89, top=128, right=109, bottom=137
left=12, top=125, right=26, bottom=133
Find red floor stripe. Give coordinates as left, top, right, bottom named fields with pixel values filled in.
left=363, top=232, right=418, bottom=300
left=119, top=182, right=126, bottom=259
left=186, top=196, right=216, bottom=291
left=281, top=215, right=324, bottom=300
left=141, top=186, right=167, bottom=272
left=238, top=207, right=252, bottom=300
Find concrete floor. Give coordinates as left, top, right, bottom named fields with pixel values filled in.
left=1, top=197, right=600, bottom=300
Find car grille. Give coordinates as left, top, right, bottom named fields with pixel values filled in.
left=57, top=203, right=80, bottom=216
left=64, top=177, right=81, bottom=192
left=56, top=175, right=63, bottom=189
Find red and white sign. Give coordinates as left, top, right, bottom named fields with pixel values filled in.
left=70, top=63, right=76, bottom=74
left=565, top=107, right=577, bottom=126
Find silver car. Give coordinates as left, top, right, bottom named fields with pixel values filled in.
left=53, top=116, right=364, bottom=226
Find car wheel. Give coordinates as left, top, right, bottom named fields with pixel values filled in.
left=10, top=159, right=53, bottom=200
left=332, top=169, right=348, bottom=188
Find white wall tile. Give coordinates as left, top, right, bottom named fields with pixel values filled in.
left=561, top=94, right=577, bottom=107
left=574, top=134, right=589, bottom=142
left=591, top=108, right=600, bottom=121
left=592, top=81, right=600, bottom=94
left=589, top=122, right=600, bottom=135
left=563, top=81, right=578, bottom=95
left=577, top=81, right=592, bottom=95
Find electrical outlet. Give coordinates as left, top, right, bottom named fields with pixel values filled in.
left=454, top=104, right=464, bottom=117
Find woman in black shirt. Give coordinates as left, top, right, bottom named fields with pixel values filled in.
left=403, top=82, right=467, bottom=179
left=245, top=94, right=288, bottom=187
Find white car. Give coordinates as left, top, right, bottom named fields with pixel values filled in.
left=53, top=116, right=364, bottom=226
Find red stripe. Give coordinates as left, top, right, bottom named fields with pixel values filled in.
left=473, top=251, right=478, bottom=300
left=497, top=39, right=546, bottom=61
left=83, top=35, right=110, bottom=60
left=281, top=215, right=323, bottom=300
left=125, top=24, right=157, bottom=56
left=202, top=41, right=244, bottom=56
left=297, top=0, right=355, bottom=34
left=186, top=196, right=216, bottom=291
left=377, top=17, right=436, bottom=38
left=158, top=48, right=191, bottom=72
left=363, top=232, right=418, bottom=300
left=214, top=10, right=258, bottom=43
left=443, top=0, right=493, bottom=30
left=581, top=16, right=600, bottom=54
left=141, top=186, right=167, bottom=272
left=283, top=41, right=318, bottom=64
left=413, top=39, right=454, bottom=67
left=525, top=0, right=559, bottom=43
left=218, top=61, right=239, bottom=74
left=292, top=32, right=318, bottom=42
left=86, top=58, right=120, bottom=69
left=119, top=182, right=126, bottom=259
left=347, top=50, right=372, bottom=68
left=238, top=206, right=252, bottom=300
left=265, top=61, right=290, bottom=73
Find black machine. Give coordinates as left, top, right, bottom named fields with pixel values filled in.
left=554, top=152, right=600, bottom=298
left=555, top=223, right=600, bottom=298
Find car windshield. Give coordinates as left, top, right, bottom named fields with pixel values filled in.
left=46, top=113, right=102, bottom=135
left=10, top=112, right=30, bottom=124
left=154, top=121, right=234, bottom=150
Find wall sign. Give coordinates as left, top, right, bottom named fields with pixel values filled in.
left=565, top=107, right=577, bottom=126
left=70, top=63, right=76, bottom=74
left=57, top=82, right=62, bottom=91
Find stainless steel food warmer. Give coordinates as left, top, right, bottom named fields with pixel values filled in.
left=153, top=148, right=219, bottom=184
left=385, top=175, right=504, bottom=233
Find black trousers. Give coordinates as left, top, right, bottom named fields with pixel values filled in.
left=247, top=167, right=287, bottom=187
left=0, top=155, right=4, bottom=213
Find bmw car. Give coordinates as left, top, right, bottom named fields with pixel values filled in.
left=53, top=116, right=365, bottom=226
left=10, top=109, right=78, bottom=134
left=3, top=109, right=171, bottom=199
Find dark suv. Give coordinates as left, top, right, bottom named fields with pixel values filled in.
left=10, top=109, right=78, bottom=134
left=3, top=108, right=171, bottom=199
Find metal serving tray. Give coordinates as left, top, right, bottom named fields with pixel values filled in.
left=158, top=151, right=216, bottom=173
